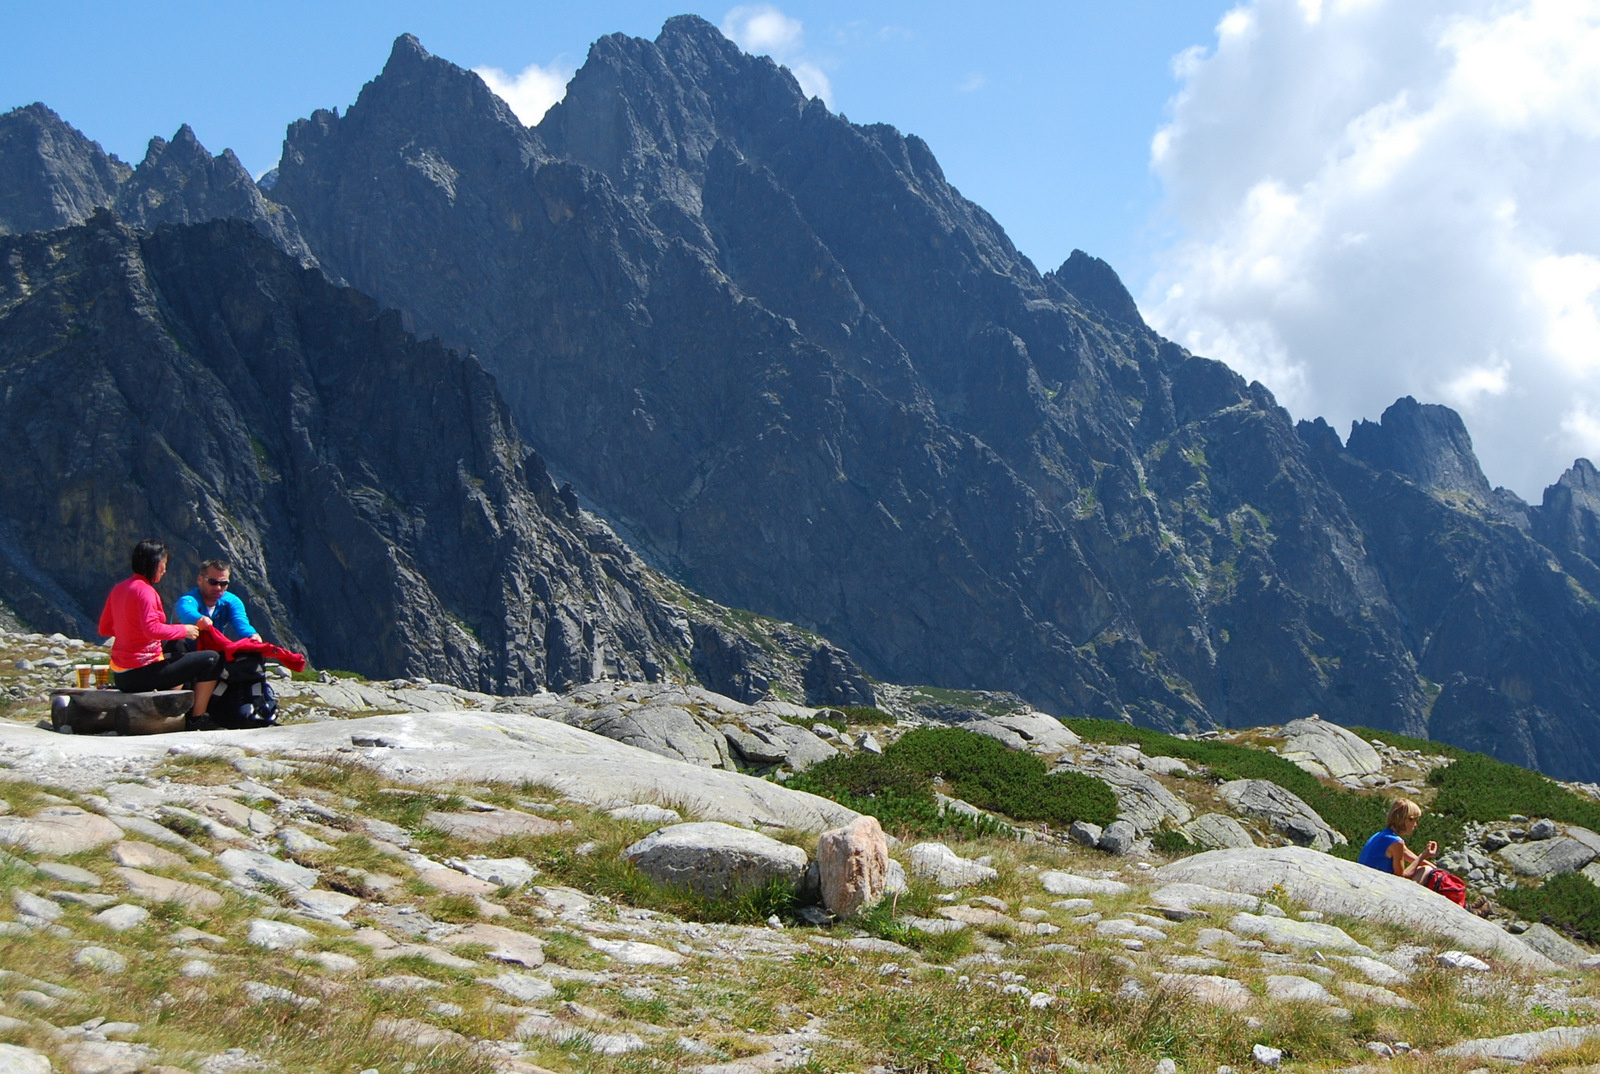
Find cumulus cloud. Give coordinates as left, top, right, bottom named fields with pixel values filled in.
left=722, top=4, right=834, bottom=105
left=1144, top=0, right=1600, bottom=498
left=473, top=60, right=572, bottom=126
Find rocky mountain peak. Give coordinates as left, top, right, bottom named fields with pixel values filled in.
left=1048, top=249, right=1145, bottom=327
left=1346, top=395, right=1493, bottom=502
left=0, top=102, right=130, bottom=235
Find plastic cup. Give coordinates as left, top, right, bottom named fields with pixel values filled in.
left=94, top=666, right=111, bottom=688
left=75, top=666, right=92, bottom=688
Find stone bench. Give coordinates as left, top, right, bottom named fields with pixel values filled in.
left=50, top=688, right=192, bottom=736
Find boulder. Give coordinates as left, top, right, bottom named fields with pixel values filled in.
left=554, top=702, right=735, bottom=770
left=0, top=710, right=863, bottom=832
left=1499, top=835, right=1596, bottom=877
left=907, top=843, right=998, bottom=888
left=112, top=867, right=224, bottom=910
left=1060, top=763, right=1191, bottom=833
left=216, top=849, right=319, bottom=892
left=816, top=815, right=889, bottom=919
left=1039, top=871, right=1131, bottom=897
left=961, top=712, right=1081, bottom=755
left=1231, top=911, right=1373, bottom=955
left=1218, top=780, right=1345, bottom=851
left=1439, top=1026, right=1600, bottom=1062
left=0, top=806, right=122, bottom=855
left=1098, top=820, right=1139, bottom=855
left=1068, top=821, right=1103, bottom=847
left=443, top=922, right=545, bottom=967
left=1157, top=847, right=1553, bottom=968
left=721, top=713, right=837, bottom=773
left=622, top=821, right=808, bottom=899
left=1278, top=717, right=1383, bottom=780
left=1517, top=922, right=1589, bottom=965
left=1153, top=973, right=1251, bottom=1010
left=1182, top=813, right=1255, bottom=850
left=1141, top=756, right=1191, bottom=778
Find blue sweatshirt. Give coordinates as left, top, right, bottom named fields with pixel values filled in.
left=174, top=587, right=258, bottom=641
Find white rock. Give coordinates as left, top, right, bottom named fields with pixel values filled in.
left=480, top=972, right=557, bottom=1002
left=1253, top=1044, right=1282, bottom=1068
left=242, top=981, right=319, bottom=1007
left=622, top=822, right=808, bottom=899
left=0, top=806, right=122, bottom=855
left=1230, top=911, right=1373, bottom=955
left=1038, top=871, right=1130, bottom=897
left=217, top=849, right=318, bottom=893
left=445, top=856, right=537, bottom=889
left=1279, top=717, right=1383, bottom=780
left=246, top=919, right=316, bottom=951
left=1440, top=1025, right=1600, bottom=1061
left=1264, top=975, right=1335, bottom=1004
left=293, top=889, right=361, bottom=918
left=0, top=1044, right=51, bottom=1074
left=1436, top=950, right=1491, bottom=972
left=1154, top=973, right=1252, bottom=1011
left=73, top=946, right=127, bottom=973
left=587, top=937, right=685, bottom=966
left=13, top=890, right=62, bottom=921
left=606, top=804, right=682, bottom=825
left=1157, top=847, right=1552, bottom=968
left=276, top=828, right=333, bottom=854
left=91, top=904, right=149, bottom=932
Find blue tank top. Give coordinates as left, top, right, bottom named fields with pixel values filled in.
left=1358, top=828, right=1402, bottom=872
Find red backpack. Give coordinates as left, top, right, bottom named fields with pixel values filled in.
left=1424, top=867, right=1467, bottom=906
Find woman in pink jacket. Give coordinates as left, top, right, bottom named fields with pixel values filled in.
left=98, top=539, right=221, bottom=719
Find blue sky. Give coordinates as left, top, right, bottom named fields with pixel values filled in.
left=8, top=1, right=1600, bottom=497
left=0, top=1, right=1230, bottom=290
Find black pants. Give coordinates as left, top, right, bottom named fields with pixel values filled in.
left=114, top=651, right=222, bottom=693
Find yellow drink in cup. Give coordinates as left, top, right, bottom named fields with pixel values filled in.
left=94, top=666, right=111, bottom=688
left=75, top=666, right=92, bottom=688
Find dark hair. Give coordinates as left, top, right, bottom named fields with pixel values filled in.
left=130, top=539, right=169, bottom=579
left=199, top=558, right=230, bottom=574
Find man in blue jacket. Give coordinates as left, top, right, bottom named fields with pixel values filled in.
left=175, top=558, right=262, bottom=642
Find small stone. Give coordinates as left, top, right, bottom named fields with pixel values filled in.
left=1528, top=818, right=1558, bottom=840
left=246, top=918, right=316, bottom=951
left=242, top=981, right=319, bottom=1007
left=276, top=828, right=333, bottom=854
left=605, top=804, right=682, bottom=825
left=1436, top=950, right=1492, bottom=972
left=113, top=867, right=223, bottom=910
left=1068, top=821, right=1103, bottom=847
left=1098, top=820, right=1139, bottom=855
left=293, top=950, right=360, bottom=974
left=445, top=856, right=538, bottom=889
left=74, top=946, right=128, bottom=973
left=1252, top=1044, right=1282, bottom=1068
left=172, top=926, right=226, bottom=945
left=109, top=841, right=185, bottom=870
left=587, top=937, right=685, bottom=966
left=1156, top=1060, right=1177, bottom=1074
left=481, top=972, right=557, bottom=1002
left=293, top=889, right=362, bottom=919
left=93, top=904, right=149, bottom=931
left=0, top=1043, right=51, bottom=1074
left=13, top=889, right=63, bottom=921
left=35, top=862, right=100, bottom=887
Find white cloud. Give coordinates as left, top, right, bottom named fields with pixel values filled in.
left=1145, top=0, right=1600, bottom=498
left=473, top=60, right=572, bottom=126
left=722, top=4, right=834, bottom=106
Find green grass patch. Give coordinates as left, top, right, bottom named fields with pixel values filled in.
left=787, top=726, right=1115, bottom=837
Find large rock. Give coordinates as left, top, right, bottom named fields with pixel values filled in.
left=0, top=807, right=122, bottom=855
left=1218, top=780, right=1345, bottom=851
left=1182, top=813, right=1255, bottom=850
left=622, top=821, right=808, bottom=899
left=961, top=713, right=1081, bottom=755
left=1499, top=835, right=1597, bottom=877
left=1516, top=922, right=1589, bottom=965
left=907, top=843, right=998, bottom=888
left=0, top=712, right=860, bottom=831
left=1278, top=717, right=1383, bottom=780
left=816, top=815, right=889, bottom=919
left=1230, top=911, right=1372, bottom=955
left=551, top=702, right=735, bottom=770
left=721, top=712, right=837, bottom=773
left=1439, top=1026, right=1600, bottom=1062
left=112, top=868, right=224, bottom=910
left=1053, top=761, right=1190, bottom=833
left=423, top=809, right=563, bottom=843
left=1157, top=847, right=1553, bottom=968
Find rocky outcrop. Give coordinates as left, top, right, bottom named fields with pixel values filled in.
left=1278, top=717, right=1382, bottom=781
left=1157, top=847, right=1553, bottom=968
left=816, top=815, right=889, bottom=918
left=1346, top=396, right=1494, bottom=505
left=1218, top=780, right=1344, bottom=852
left=0, top=104, right=130, bottom=234
left=0, top=215, right=693, bottom=690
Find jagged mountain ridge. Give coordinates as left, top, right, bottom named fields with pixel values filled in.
left=0, top=103, right=314, bottom=264
left=8, top=22, right=1600, bottom=776
left=0, top=212, right=696, bottom=692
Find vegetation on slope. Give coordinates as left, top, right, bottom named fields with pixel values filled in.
left=786, top=726, right=1117, bottom=837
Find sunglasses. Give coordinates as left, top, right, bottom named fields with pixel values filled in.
left=202, top=577, right=230, bottom=588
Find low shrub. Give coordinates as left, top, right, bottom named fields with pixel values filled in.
left=1500, top=873, right=1600, bottom=943
left=788, top=727, right=1116, bottom=836
left=1151, top=829, right=1196, bottom=855
left=836, top=705, right=895, bottom=726
left=1428, top=753, right=1600, bottom=832
left=1062, top=717, right=1450, bottom=856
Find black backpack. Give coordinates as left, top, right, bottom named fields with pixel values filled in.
left=209, top=654, right=279, bottom=729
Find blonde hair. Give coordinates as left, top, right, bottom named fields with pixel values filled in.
left=1387, top=798, right=1422, bottom=829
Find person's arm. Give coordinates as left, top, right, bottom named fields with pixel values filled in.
left=174, top=591, right=203, bottom=625
left=136, top=584, right=191, bottom=643
left=222, top=591, right=260, bottom=641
